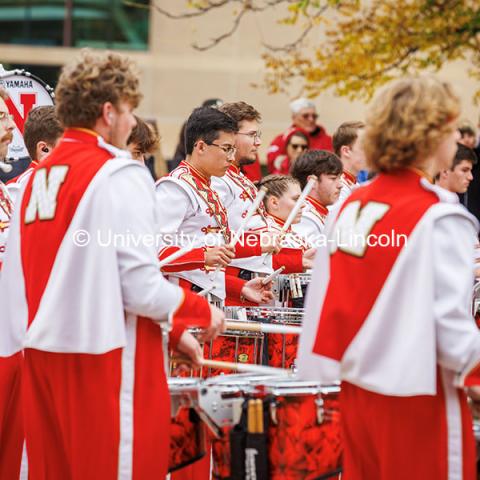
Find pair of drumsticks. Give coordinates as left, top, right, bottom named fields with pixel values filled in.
left=247, top=399, right=264, bottom=434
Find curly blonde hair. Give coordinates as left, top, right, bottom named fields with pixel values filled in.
left=364, top=76, right=460, bottom=173
left=55, top=49, right=142, bottom=128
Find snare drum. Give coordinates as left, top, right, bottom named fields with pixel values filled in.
left=261, top=380, right=342, bottom=479
left=244, top=307, right=303, bottom=369
left=169, top=325, right=264, bottom=378
left=168, top=378, right=206, bottom=472
left=273, top=273, right=311, bottom=308
left=203, top=328, right=264, bottom=377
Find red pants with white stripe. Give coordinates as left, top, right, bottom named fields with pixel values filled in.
left=23, top=318, right=171, bottom=480
left=0, top=352, right=24, bottom=479
left=340, top=379, right=476, bottom=480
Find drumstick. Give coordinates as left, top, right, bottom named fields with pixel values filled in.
left=200, top=358, right=291, bottom=376
left=261, top=266, right=285, bottom=285
left=224, top=320, right=302, bottom=335
left=280, top=176, right=317, bottom=236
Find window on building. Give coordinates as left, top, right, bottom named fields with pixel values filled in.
left=0, top=0, right=149, bottom=50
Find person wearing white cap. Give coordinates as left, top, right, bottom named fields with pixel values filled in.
left=267, top=97, right=333, bottom=174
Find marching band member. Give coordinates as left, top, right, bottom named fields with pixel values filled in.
left=155, top=106, right=273, bottom=307
left=331, top=121, right=366, bottom=205
left=212, top=102, right=316, bottom=305
left=7, top=106, right=63, bottom=203
left=257, top=174, right=313, bottom=251
left=0, top=85, right=24, bottom=480
left=298, top=76, right=480, bottom=480
left=291, top=149, right=343, bottom=244
left=0, top=50, right=224, bottom=479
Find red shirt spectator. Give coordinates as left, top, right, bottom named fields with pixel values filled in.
left=267, top=98, right=332, bottom=173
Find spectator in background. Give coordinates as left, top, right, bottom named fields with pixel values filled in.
left=267, top=97, right=332, bottom=174
left=458, top=122, right=476, bottom=149
left=270, top=128, right=309, bottom=175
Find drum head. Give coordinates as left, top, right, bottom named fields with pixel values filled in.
left=0, top=69, right=55, bottom=160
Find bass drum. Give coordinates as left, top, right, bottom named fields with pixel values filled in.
left=0, top=67, right=55, bottom=162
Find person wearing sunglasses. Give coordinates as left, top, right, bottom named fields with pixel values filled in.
left=270, top=128, right=310, bottom=175
left=267, top=97, right=333, bottom=174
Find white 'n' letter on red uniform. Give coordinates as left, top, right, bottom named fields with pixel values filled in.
left=0, top=128, right=210, bottom=480
left=298, top=169, right=480, bottom=480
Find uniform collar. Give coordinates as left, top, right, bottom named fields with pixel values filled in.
left=343, top=170, right=357, bottom=185
left=228, top=164, right=241, bottom=175
left=181, top=160, right=210, bottom=185
left=306, top=195, right=328, bottom=216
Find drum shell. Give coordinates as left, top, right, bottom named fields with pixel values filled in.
left=242, top=307, right=303, bottom=369
left=168, top=378, right=206, bottom=472
left=265, top=384, right=342, bottom=479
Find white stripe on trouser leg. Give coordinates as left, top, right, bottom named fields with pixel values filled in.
left=118, top=314, right=137, bottom=479
left=19, top=441, right=28, bottom=480
left=441, top=369, right=463, bottom=480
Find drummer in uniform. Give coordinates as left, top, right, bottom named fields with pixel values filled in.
left=291, top=149, right=343, bottom=244
left=331, top=121, right=366, bottom=204
left=155, top=106, right=273, bottom=311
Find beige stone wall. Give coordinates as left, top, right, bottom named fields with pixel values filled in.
left=1, top=1, right=478, bottom=165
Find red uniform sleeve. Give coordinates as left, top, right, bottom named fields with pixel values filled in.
left=234, top=232, right=262, bottom=258
left=225, top=274, right=247, bottom=302
left=273, top=247, right=303, bottom=274
left=159, top=245, right=205, bottom=273
left=168, top=288, right=211, bottom=350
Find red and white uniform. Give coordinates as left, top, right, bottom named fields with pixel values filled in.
left=292, top=195, right=328, bottom=246
left=212, top=165, right=304, bottom=276
left=0, top=129, right=211, bottom=479
left=156, top=161, right=232, bottom=301
left=156, top=162, right=261, bottom=305
left=298, top=169, right=480, bottom=479
left=6, top=160, right=39, bottom=204
left=0, top=180, right=13, bottom=269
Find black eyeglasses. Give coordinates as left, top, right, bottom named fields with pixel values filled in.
left=290, top=144, right=308, bottom=151
left=205, top=142, right=237, bottom=157
left=238, top=131, right=262, bottom=142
